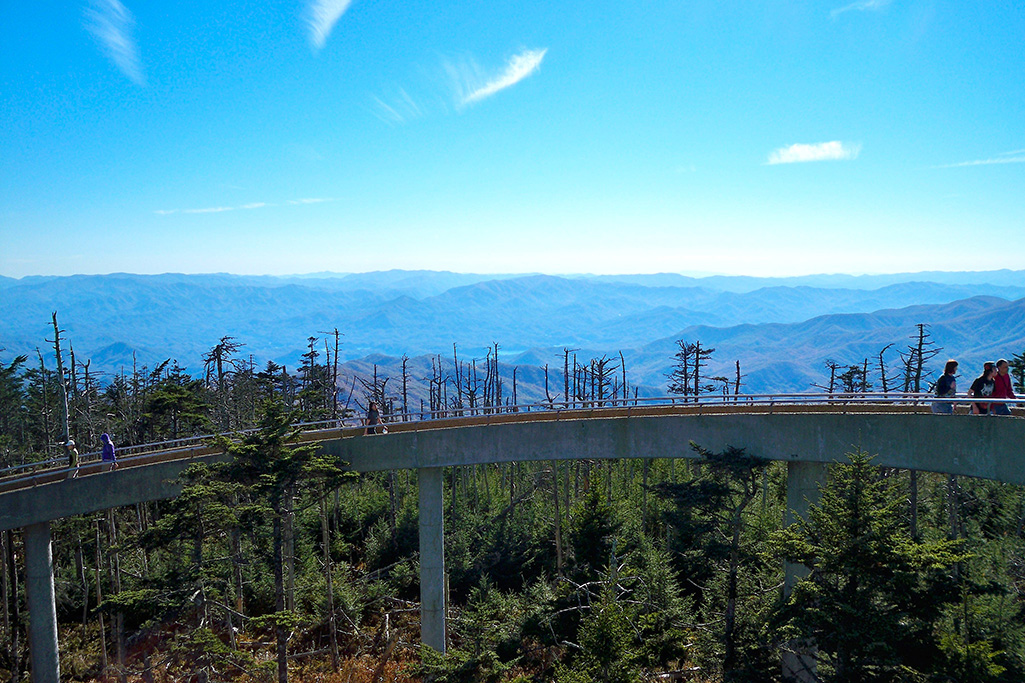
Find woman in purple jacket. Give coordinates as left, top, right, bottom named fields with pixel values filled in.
left=100, top=433, right=118, bottom=471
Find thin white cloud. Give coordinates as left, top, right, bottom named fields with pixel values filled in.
left=935, top=153, right=1025, bottom=169
left=831, top=0, right=892, bottom=19
left=84, top=0, right=145, bottom=85
left=371, top=88, right=425, bottom=124
left=767, top=141, right=861, bottom=165
left=183, top=206, right=234, bottom=214
left=155, top=199, right=337, bottom=215
left=449, top=48, right=548, bottom=108
left=306, top=0, right=353, bottom=50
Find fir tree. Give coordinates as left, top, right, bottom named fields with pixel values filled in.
left=771, top=450, right=967, bottom=682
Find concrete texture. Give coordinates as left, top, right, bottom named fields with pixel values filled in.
left=0, top=449, right=221, bottom=532
left=418, top=468, right=446, bottom=652
left=24, top=522, right=59, bottom=683
left=323, top=413, right=1025, bottom=484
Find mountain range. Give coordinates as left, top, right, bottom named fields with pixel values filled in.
left=2, top=270, right=1024, bottom=398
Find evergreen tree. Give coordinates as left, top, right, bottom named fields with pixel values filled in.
left=771, top=451, right=967, bottom=682
left=650, top=444, right=774, bottom=679
left=213, top=398, right=353, bottom=683
left=143, top=361, right=210, bottom=439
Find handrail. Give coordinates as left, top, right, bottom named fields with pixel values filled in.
left=2, top=392, right=1022, bottom=489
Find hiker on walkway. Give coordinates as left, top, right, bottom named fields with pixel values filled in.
left=931, top=359, right=958, bottom=414
left=64, top=439, right=80, bottom=479
left=101, top=432, right=118, bottom=471
left=969, top=362, right=996, bottom=415
left=990, top=358, right=1017, bottom=416
left=365, top=401, right=382, bottom=435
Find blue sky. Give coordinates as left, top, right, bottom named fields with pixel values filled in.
left=2, top=0, right=1023, bottom=278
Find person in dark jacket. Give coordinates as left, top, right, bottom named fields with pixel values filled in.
left=969, top=362, right=996, bottom=415
left=101, top=432, right=118, bottom=471
left=990, top=358, right=1016, bottom=416
left=931, top=359, right=958, bottom=414
left=365, top=402, right=382, bottom=435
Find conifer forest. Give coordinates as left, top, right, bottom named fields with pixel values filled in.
left=1, top=323, right=1025, bottom=683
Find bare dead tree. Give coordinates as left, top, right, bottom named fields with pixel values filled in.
left=877, top=343, right=894, bottom=394
left=452, top=344, right=463, bottom=412
left=543, top=364, right=555, bottom=406
left=317, top=328, right=343, bottom=419
left=400, top=355, right=409, bottom=420
left=900, top=324, right=942, bottom=393
left=591, top=355, right=618, bottom=406
left=692, top=341, right=715, bottom=398
left=619, top=350, right=628, bottom=402
left=813, top=360, right=843, bottom=394
left=493, top=342, right=502, bottom=410
left=563, top=348, right=577, bottom=407
left=48, top=312, right=71, bottom=445
left=668, top=340, right=694, bottom=398
left=203, top=336, right=245, bottom=429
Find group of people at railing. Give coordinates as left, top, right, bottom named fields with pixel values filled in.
left=931, top=358, right=1018, bottom=415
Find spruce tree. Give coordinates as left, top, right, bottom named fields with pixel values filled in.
left=771, top=451, right=966, bottom=682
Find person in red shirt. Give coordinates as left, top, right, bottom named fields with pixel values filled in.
left=991, top=359, right=1016, bottom=416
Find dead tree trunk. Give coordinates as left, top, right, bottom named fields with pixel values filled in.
left=320, top=495, right=339, bottom=671
left=6, top=530, right=20, bottom=683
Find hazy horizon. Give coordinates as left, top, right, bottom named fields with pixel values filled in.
left=4, top=267, right=1025, bottom=282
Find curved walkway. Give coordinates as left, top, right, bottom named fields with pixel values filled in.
left=3, top=396, right=1025, bottom=529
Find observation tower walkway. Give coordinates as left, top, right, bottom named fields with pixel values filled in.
left=3, top=394, right=1024, bottom=683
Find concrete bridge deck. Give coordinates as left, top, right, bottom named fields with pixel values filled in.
left=3, top=398, right=1024, bottom=682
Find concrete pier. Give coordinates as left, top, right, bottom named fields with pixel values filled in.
left=782, top=460, right=829, bottom=682
left=24, top=522, right=60, bottom=683
left=418, top=467, right=446, bottom=652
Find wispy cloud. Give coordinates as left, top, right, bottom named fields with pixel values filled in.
left=767, top=141, right=861, bottom=165
left=306, top=0, right=353, bottom=50
left=831, top=0, right=892, bottom=19
left=935, top=149, right=1025, bottom=168
left=448, top=48, right=548, bottom=108
left=371, top=88, right=425, bottom=124
left=155, top=198, right=337, bottom=215
left=84, top=0, right=145, bottom=85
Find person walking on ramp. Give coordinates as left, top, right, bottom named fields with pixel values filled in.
left=101, top=433, right=118, bottom=471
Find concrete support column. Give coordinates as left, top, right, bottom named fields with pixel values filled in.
left=782, top=460, right=828, bottom=683
left=24, top=521, right=60, bottom=683
left=418, top=467, right=446, bottom=652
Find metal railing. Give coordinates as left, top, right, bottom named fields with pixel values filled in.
left=3, top=392, right=1022, bottom=489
